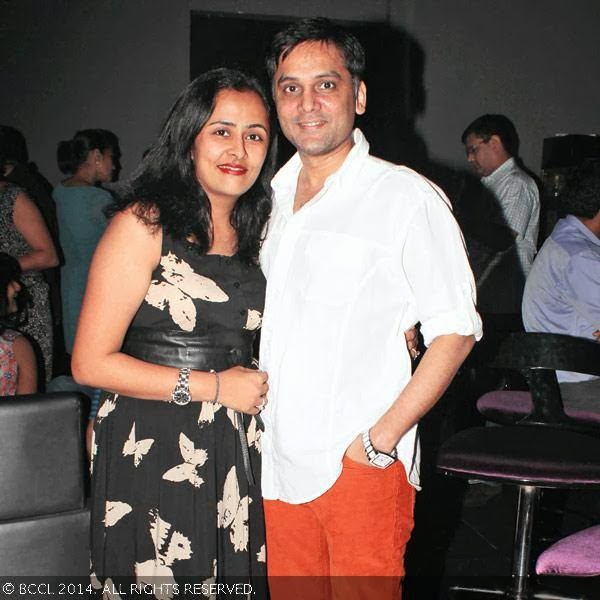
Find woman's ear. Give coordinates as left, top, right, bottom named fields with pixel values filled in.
left=90, top=148, right=103, bottom=165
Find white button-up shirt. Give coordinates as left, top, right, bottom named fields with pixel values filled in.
left=259, top=130, right=482, bottom=504
left=481, top=157, right=540, bottom=277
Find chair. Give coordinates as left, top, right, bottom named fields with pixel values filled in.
left=536, top=524, right=600, bottom=577
left=476, top=332, right=600, bottom=427
left=535, top=524, right=600, bottom=599
left=0, top=392, right=90, bottom=575
left=437, top=332, right=600, bottom=599
left=474, top=332, right=600, bottom=429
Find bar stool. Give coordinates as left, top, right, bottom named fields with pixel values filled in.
left=437, top=332, right=600, bottom=599
left=476, top=333, right=600, bottom=427
left=536, top=524, right=600, bottom=577
left=535, top=524, right=600, bottom=599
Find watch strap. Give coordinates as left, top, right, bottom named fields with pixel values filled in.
left=362, top=430, right=398, bottom=462
left=171, top=367, right=192, bottom=405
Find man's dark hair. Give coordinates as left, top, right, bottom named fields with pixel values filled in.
left=461, top=114, right=520, bottom=157
left=561, top=160, right=600, bottom=219
left=107, top=68, right=277, bottom=266
left=266, top=17, right=366, bottom=93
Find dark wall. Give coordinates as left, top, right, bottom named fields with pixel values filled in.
left=2, top=0, right=600, bottom=184
left=1, top=0, right=188, bottom=183
left=404, top=0, right=600, bottom=173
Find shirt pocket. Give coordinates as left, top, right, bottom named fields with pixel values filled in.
left=300, top=232, right=372, bottom=307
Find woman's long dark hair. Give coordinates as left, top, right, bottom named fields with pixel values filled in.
left=108, top=68, right=277, bottom=265
left=0, top=253, right=29, bottom=335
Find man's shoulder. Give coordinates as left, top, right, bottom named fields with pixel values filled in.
left=503, top=161, right=538, bottom=191
left=551, top=219, right=596, bottom=258
left=363, top=154, right=452, bottom=208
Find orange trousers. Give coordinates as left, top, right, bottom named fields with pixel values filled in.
left=264, top=456, right=416, bottom=600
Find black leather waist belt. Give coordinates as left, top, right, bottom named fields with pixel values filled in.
left=122, top=327, right=259, bottom=485
left=122, top=327, right=254, bottom=371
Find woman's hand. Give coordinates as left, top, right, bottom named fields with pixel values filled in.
left=217, top=366, right=268, bottom=415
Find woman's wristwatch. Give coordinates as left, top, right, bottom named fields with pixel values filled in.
left=362, top=430, right=398, bottom=469
left=171, top=367, right=192, bottom=405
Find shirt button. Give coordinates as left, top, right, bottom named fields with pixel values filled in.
left=240, top=309, right=246, bottom=316
left=233, top=281, right=240, bottom=288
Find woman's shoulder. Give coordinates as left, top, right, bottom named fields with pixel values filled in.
left=0, top=328, right=21, bottom=344
left=55, top=182, right=112, bottom=200
left=90, top=185, right=113, bottom=201
left=0, top=182, right=23, bottom=206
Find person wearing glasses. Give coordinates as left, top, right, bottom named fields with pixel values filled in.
left=461, top=114, right=540, bottom=315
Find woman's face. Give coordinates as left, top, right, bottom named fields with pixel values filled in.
left=191, top=89, right=270, bottom=207
left=6, top=280, right=21, bottom=314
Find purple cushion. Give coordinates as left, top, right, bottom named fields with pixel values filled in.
left=536, top=525, right=600, bottom=576
left=437, top=426, right=600, bottom=486
left=477, top=391, right=600, bottom=425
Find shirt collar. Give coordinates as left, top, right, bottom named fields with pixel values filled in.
left=482, top=156, right=515, bottom=186
left=271, top=129, right=370, bottom=211
left=564, top=214, right=600, bottom=247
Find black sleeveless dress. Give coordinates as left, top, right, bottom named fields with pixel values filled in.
left=90, top=233, right=266, bottom=597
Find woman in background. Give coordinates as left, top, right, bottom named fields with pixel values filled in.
left=73, top=68, right=275, bottom=592
left=54, top=129, right=120, bottom=357
left=0, top=252, right=37, bottom=395
left=0, top=174, right=58, bottom=384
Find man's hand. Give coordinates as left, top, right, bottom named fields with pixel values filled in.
left=404, top=326, right=420, bottom=360
left=593, top=329, right=600, bottom=342
left=345, top=434, right=371, bottom=466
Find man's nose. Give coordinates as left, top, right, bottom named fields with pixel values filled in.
left=300, top=89, right=318, bottom=112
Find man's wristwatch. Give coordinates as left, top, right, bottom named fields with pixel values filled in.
left=171, top=367, right=192, bottom=405
left=362, top=430, right=398, bottom=469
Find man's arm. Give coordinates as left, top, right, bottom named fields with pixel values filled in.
left=346, top=333, right=474, bottom=460
left=565, top=252, right=600, bottom=337
left=502, top=178, right=539, bottom=240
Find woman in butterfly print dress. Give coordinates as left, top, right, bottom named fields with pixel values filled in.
left=72, top=69, right=276, bottom=596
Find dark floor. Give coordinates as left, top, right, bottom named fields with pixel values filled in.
left=402, top=379, right=600, bottom=600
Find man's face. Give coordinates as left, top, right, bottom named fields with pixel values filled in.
left=464, top=133, right=499, bottom=177
left=273, top=41, right=366, bottom=160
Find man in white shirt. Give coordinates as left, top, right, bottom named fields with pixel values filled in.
left=461, top=114, right=540, bottom=314
left=259, top=18, right=482, bottom=598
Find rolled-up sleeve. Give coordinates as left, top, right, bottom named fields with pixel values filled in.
left=400, top=186, right=483, bottom=347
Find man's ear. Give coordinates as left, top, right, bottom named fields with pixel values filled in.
left=355, top=81, right=367, bottom=115
left=489, top=134, right=505, bottom=153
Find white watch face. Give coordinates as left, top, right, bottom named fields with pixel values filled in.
left=371, top=453, right=395, bottom=469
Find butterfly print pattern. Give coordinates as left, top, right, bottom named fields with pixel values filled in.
left=90, top=238, right=266, bottom=591
left=144, top=253, right=229, bottom=331
left=122, top=423, right=155, bottom=467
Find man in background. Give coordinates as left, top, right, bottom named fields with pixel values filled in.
left=462, top=114, right=540, bottom=315
left=522, top=160, right=600, bottom=410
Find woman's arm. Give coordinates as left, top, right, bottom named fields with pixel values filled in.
left=13, top=334, right=38, bottom=394
left=72, top=209, right=267, bottom=413
left=12, top=191, right=59, bottom=271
